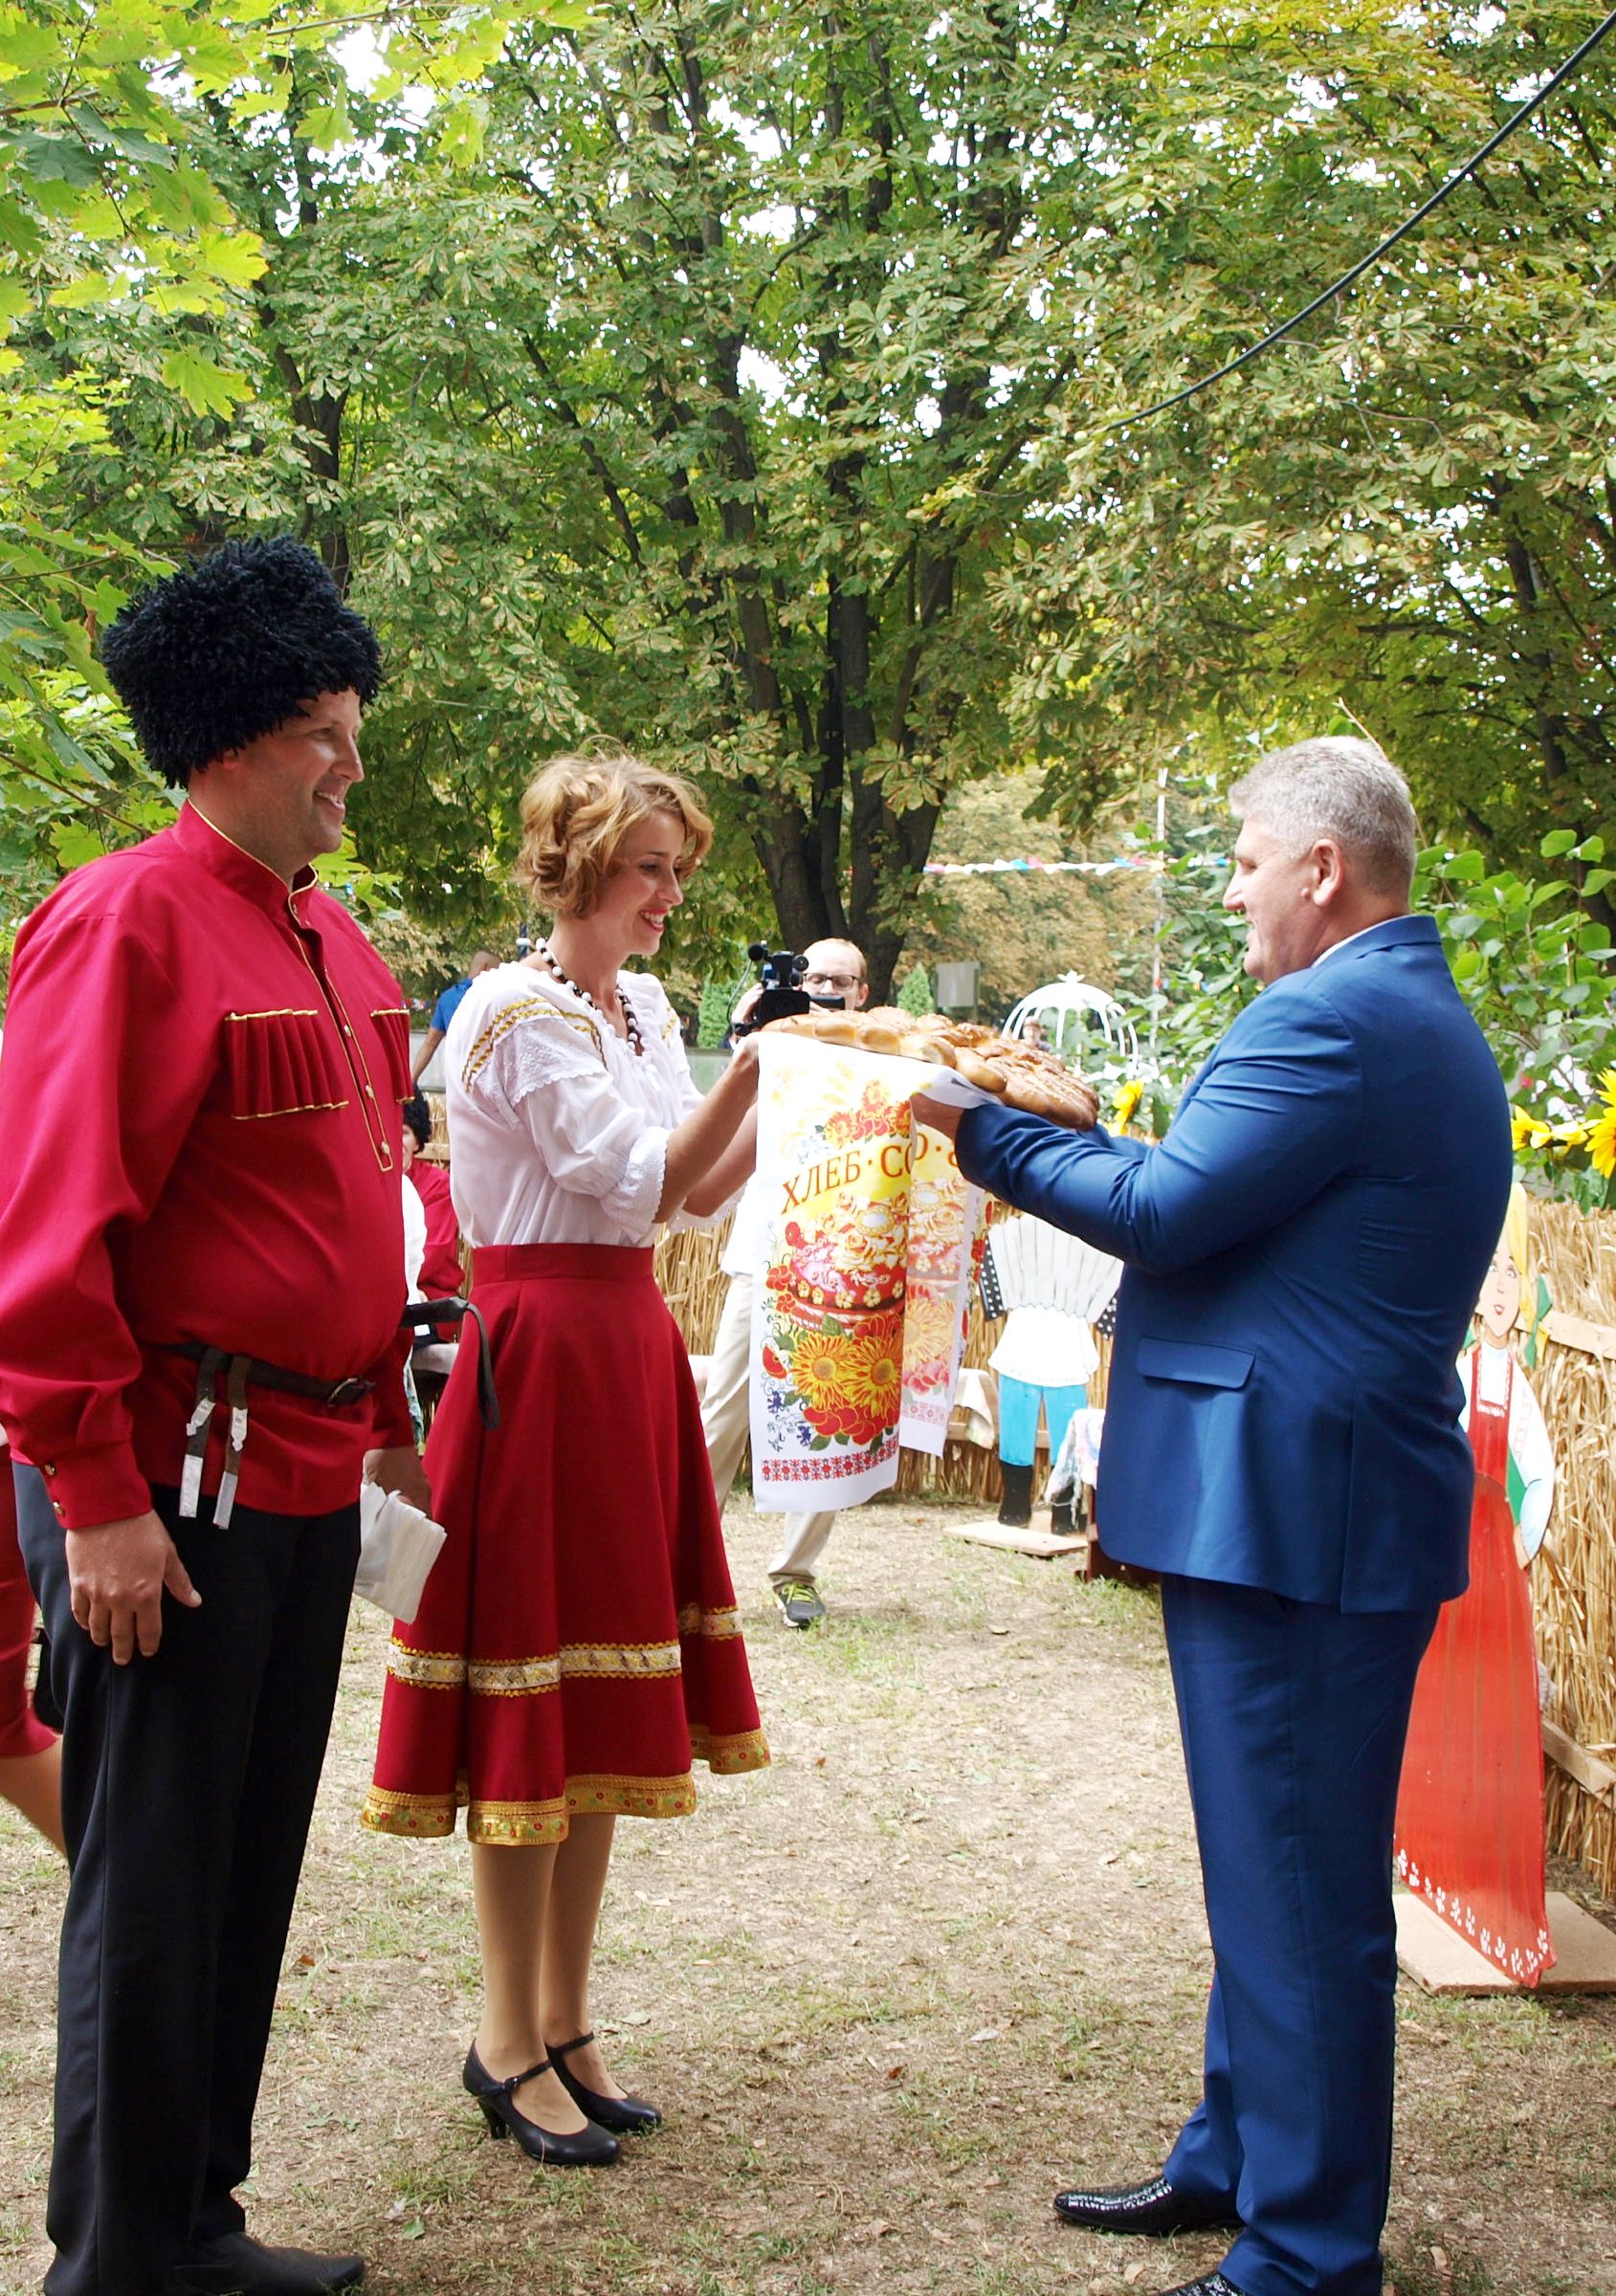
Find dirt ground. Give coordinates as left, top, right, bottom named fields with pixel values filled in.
left=3, top=1491, right=1614, bottom=2296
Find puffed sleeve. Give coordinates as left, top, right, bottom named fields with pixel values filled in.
left=1507, top=1365, right=1555, bottom=1559
left=472, top=991, right=670, bottom=1232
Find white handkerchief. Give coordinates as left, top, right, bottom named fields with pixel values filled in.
left=355, top=1484, right=447, bottom=1624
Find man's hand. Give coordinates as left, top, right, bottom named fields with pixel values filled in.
left=729, top=983, right=763, bottom=1031
left=365, top=1444, right=433, bottom=1517
left=66, top=1512, right=201, bottom=1665
left=912, top=1093, right=963, bottom=1143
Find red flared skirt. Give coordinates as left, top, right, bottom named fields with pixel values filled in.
left=1, top=1448, right=55, bottom=1761
left=1395, top=1470, right=1552, bottom=1984
left=364, top=1244, right=769, bottom=1845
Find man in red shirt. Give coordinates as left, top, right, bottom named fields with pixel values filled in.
left=0, top=539, right=429, bottom=2296
left=402, top=1093, right=466, bottom=1311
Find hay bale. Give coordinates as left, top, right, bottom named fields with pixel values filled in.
left=654, top=1223, right=733, bottom=1356
left=1530, top=1200, right=1616, bottom=1899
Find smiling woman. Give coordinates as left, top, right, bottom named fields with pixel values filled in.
left=365, top=745, right=769, bottom=2171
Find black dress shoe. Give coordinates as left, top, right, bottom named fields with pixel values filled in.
left=167, top=2230, right=365, bottom=2294
left=1052, top=2175, right=1241, bottom=2235
left=1155, top=2276, right=1248, bottom=2296
left=463, top=2043, right=620, bottom=2166
left=548, top=2029, right=662, bottom=2133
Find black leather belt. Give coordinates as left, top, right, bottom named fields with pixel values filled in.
left=168, top=1301, right=498, bottom=1530
left=172, top=1343, right=377, bottom=1528
left=172, top=1340, right=374, bottom=1409
left=398, top=1298, right=500, bottom=1431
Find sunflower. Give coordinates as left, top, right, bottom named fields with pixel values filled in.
left=1591, top=1107, right=1616, bottom=1181
left=902, top=1290, right=959, bottom=1376
left=1583, top=1070, right=1616, bottom=1180
left=837, top=1326, right=904, bottom=1418
left=1510, top=1105, right=1550, bottom=1154
left=1113, top=1078, right=1145, bottom=1130
left=788, top=1330, right=852, bottom=1412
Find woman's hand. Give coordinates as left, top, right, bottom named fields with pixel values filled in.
left=912, top=1092, right=963, bottom=1142
left=657, top=1036, right=760, bottom=1220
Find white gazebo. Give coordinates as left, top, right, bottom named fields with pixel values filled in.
left=1004, top=975, right=1139, bottom=1066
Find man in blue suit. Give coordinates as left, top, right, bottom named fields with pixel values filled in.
left=920, top=740, right=1511, bottom=2296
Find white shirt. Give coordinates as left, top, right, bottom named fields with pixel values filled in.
left=720, top=1170, right=766, bottom=1277
left=402, top=1172, right=428, bottom=1296
left=989, top=1305, right=1100, bottom=1390
left=442, top=962, right=721, bottom=1248
left=1312, top=918, right=1403, bottom=967
left=1459, top=1338, right=1555, bottom=1559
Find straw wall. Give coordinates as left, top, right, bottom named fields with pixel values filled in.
left=1527, top=1201, right=1616, bottom=1900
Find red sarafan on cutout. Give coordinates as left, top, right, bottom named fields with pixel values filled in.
left=1396, top=1343, right=1553, bottom=1988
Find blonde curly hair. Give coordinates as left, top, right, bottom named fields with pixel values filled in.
left=515, top=747, right=713, bottom=918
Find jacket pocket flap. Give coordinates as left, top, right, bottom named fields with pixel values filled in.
left=1136, top=1337, right=1253, bottom=1389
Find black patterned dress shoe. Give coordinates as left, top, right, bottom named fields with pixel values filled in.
left=1154, top=2275, right=1248, bottom=2296
left=167, top=2230, right=365, bottom=2293
left=1052, top=2175, right=1242, bottom=2235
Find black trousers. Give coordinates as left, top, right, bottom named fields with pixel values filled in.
left=14, top=1466, right=359, bottom=2296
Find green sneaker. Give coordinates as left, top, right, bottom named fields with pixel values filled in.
left=773, top=1578, right=825, bottom=1628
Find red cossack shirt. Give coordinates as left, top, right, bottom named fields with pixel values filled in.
left=0, top=803, right=415, bottom=1530
left=407, top=1159, right=463, bottom=1304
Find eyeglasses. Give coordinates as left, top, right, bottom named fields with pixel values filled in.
left=803, top=972, right=861, bottom=991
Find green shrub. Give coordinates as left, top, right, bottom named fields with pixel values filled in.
left=897, top=962, right=935, bottom=1016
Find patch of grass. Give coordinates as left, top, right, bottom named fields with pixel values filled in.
left=1385, top=2243, right=1496, bottom=2296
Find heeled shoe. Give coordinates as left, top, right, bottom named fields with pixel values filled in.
left=462, top=2044, right=620, bottom=2167
left=547, top=2030, right=662, bottom=2133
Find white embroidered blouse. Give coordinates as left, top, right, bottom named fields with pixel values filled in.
left=441, top=961, right=719, bottom=1248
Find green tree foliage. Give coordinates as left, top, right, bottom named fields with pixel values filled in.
left=0, top=0, right=560, bottom=925
left=896, top=961, right=935, bottom=1015
left=32, top=1, right=1158, bottom=991
left=1009, top=0, right=1615, bottom=902
left=696, top=976, right=736, bottom=1049
left=11, top=0, right=1611, bottom=1014
left=422, top=0, right=1149, bottom=997
left=897, top=768, right=1155, bottom=1021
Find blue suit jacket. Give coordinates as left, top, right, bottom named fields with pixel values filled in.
left=957, top=916, right=1512, bottom=1612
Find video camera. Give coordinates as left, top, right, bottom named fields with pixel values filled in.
left=729, top=942, right=845, bottom=1036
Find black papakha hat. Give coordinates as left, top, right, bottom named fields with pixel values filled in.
left=100, top=535, right=383, bottom=782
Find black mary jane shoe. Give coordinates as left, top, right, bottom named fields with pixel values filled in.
left=462, top=2044, right=620, bottom=2167
left=547, top=2030, right=662, bottom=2134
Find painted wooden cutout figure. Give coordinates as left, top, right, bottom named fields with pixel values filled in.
left=1395, top=1184, right=1556, bottom=1984
left=978, top=1215, right=1119, bottom=1529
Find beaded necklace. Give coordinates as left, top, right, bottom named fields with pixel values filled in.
left=535, top=939, right=645, bottom=1058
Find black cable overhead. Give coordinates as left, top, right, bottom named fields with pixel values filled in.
left=1105, top=6, right=1616, bottom=432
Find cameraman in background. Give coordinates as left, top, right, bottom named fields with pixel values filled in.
left=700, top=938, right=869, bottom=1625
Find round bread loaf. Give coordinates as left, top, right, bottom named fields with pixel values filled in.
left=953, top=1049, right=1007, bottom=1093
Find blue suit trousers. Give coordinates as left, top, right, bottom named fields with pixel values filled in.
left=1159, top=1578, right=1437, bottom=2296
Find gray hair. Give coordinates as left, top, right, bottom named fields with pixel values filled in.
left=1229, top=737, right=1418, bottom=895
